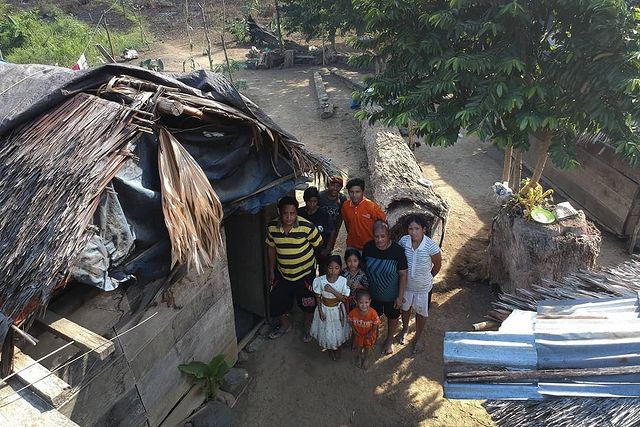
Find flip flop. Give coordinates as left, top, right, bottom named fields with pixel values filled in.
left=269, top=327, right=290, bottom=339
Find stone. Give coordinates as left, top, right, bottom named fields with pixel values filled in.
left=220, top=368, right=249, bottom=395
left=215, top=390, right=236, bottom=408
left=236, top=350, right=249, bottom=363
left=258, top=323, right=272, bottom=337
left=245, top=336, right=266, bottom=353
left=185, top=401, right=233, bottom=427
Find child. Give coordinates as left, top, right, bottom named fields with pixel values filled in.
left=348, top=290, right=380, bottom=369
left=310, top=255, right=351, bottom=360
left=397, top=215, right=442, bottom=354
left=341, top=248, right=369, bottom=309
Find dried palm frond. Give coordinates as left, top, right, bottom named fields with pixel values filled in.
left=157, top=127, right=224, bottom=272
left=0, top=93, right=139, bottom=322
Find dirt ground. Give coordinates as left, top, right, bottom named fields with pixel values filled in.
left=147, top=42, right=630, bottom=426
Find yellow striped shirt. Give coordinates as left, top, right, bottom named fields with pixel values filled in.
left=265, top=216, right=323, bottom=281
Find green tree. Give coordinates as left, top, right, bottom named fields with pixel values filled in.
left=352, top=0, right=640, bottom=188
left=281, top=0, right=363, bottom=51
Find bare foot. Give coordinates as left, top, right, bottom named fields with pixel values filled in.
left=360, top=357, right=368, bottom=370
left=329, top=350, right=337, bottom=361
left=395, top=329, right=408, bottom=345
left=412, top=339, right=425, bottom=354
left=383, top=340, right=394, bottom=355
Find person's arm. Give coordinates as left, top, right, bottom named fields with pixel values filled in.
left=373, top=201, right=387, bottom=222
left=307, top=223, right=323, bottom=249
left=267, top=245, right=276, bottom=286
left=316, top=294, right=325, bottom=320
left=431, top=252, right=442, bottom=278
left=395, top=269, right=408, bottom=309
left=340, top=204, right=349, bottom=233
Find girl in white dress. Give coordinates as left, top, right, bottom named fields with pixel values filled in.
left=310, top=255, right=351, bottom=360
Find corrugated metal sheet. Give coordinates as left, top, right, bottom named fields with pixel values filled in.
left=443, top=332, right=537, bottom=369
left=444, top=382, right=541, bottom=400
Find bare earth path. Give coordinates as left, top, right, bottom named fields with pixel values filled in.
left=232, top=67, right=495, bottom=427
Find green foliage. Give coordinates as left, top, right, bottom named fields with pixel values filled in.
left=140, top=58, right=164, bottom=72
left=0, top=4, right=149, bottom=67
left=352, top=0, right=640, bottom=168
left=178, top=354, right=230, bottom=400
left=228, top=18, right=250, bottom=45
left=281, top=0, right=364, bottom=47
left=514, top=179, right=554, bottom=220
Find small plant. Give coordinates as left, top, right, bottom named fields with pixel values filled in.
left=228, top=18, right=249, bottom=44
left=213, top=59, right=248, bottom=91
left=178, top=354, right=229, bottom=400
left=514, top=178, right=554, bottom=220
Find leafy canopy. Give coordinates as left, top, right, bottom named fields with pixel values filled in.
left=352, top=0, right=640, bottom=167
left=281, top=0, right=364, bottom=43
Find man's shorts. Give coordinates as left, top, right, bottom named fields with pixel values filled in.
left=269, top=270, right=316, bottom=317
left=401, top=289, right=432, bottom=317
left=371, top=299, right=401, bottom=320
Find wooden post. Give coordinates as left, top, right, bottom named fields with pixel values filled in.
left=501, top=146, right=513, bottom=183
left=199, top=3, right=214, bottom=71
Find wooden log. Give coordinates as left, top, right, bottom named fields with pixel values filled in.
left=447, top=365, right=640, bottom=383
left=487, top=209, right=601, bottom=294
left=360, top=109, right=449, bottom=242
left=283, top=50, right=294, bottom=68
left=13, top=349, right=72, bottom=407
left=312, top=72, right=334, bottom=119
left=37, top=311, right=115, bottom=360
left=156, top=98, right=185, bottom=117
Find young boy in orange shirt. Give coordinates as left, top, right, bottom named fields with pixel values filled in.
left=340, top=178, right=386, bottom=250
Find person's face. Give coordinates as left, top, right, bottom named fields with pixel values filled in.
left=374, top=227, right=390, bottom=250
left=346, top=254, right=360, bottom=272
left=279, top=204, right=297, bottom=226
left=348, top=185, right=364, bottom=204
left=357, top=295, right=371, bottom=312
left=408, top=221, right=426, bottom=241
left=327, top=181, right=342, bottom=198
left=305, top=196, right=319, bottom=212
left=327, top=261, right=341, bottom=277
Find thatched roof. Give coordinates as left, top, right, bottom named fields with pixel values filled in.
left=0, top=64, right=329, bottom=353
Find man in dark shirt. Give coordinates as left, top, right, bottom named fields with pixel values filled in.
left=318, top=174, right=347, bottom=272
left=300, top=186, right=332, bottom=273
left=363, top=220, right=408, bottom=354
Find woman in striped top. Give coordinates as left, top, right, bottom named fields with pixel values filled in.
left=397, top=215, right=442, bottom=354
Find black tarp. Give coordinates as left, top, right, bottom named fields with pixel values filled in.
left=0, top=63, right=306, bottom=290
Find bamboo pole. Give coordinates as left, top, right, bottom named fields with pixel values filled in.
left=511, top=148, right=523, bottom=192
left=447, top=365, right=640, bottom=383
left=102, top=18, right=116, bottom=60
left=274, top=0, right=284, bottom=51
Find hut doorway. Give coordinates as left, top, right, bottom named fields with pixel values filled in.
left=224, top=206, right=275, bottom=341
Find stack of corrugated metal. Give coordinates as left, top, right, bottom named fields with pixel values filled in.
left=444, top=295, right=640, bottom=400
left=444, top=256, right=640, bottom=426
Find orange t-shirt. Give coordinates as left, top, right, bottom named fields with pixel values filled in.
left=348, top=307, right=381, bottom=348
left=341, top=197, right=386, bottom=250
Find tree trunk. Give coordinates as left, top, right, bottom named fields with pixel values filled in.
left=520, top=133, right=552, bottom=193
left=199, top=3, right=214, bottom=71
left=274, top=0, right=283, bottom=50
left=329, top=27, right=337, bottom=53
left=501, top=146, right=513, bottom=183
left=510, top=148, right=523, bottom=192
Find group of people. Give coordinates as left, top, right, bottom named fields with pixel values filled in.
left=265, top=175, right=442, bottom=368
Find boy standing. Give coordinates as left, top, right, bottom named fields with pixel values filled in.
left=340, top=178, right=386, bottom=251
left=318, top=173, right=347, bottom=270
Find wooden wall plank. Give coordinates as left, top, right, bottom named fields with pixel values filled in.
left=37, top=311, right=115, bottom=360
left=13, top=349, right=72, bottom=407
left=94, top=386, right=148, bottom=427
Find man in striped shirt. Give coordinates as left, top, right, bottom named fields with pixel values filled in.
left=266, top=196, right=323, bottom=341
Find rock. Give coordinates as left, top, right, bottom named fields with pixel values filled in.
left=185, top=401, right=233, bottom=427
left=215, top=390, right=236, bottom=408
left=237, top=350, right=249, bottom=363
left=245, top=336, right=266, bottom=353
left=220, top=367, right=249, bottom=395
left=258, top=323, right=272, bottom=337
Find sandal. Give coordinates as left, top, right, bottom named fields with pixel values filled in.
left=269, top=326, right=290, bottom=339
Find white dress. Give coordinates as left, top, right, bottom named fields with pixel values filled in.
left=310, top=275, right=351, bottom=350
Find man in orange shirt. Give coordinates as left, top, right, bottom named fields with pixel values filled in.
left=341, top=178, right=387, bottom=250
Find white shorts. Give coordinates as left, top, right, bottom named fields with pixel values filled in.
left=402, top=290, right=430, bottom=317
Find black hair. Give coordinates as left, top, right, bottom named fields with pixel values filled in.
left=277, top=195, right=298, bottom=211
left=344, top=248, right=362, bottom=262
left=355, top=289, right=372, bottom=301
left=405, top=214, right=429, bottom=230
left=303, top=186, right=320, bottom=201
left=346, top=178, right=365, bottom=191
left=372, top=219, right=390, bottom=234
left=327, top=255, right=342, bottom=268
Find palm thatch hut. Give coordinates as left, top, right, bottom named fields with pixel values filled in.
left=0, top=63, right=328, bottom=426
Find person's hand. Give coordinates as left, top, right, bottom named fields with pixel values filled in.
left=394, top=295, right=403, bottom=310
